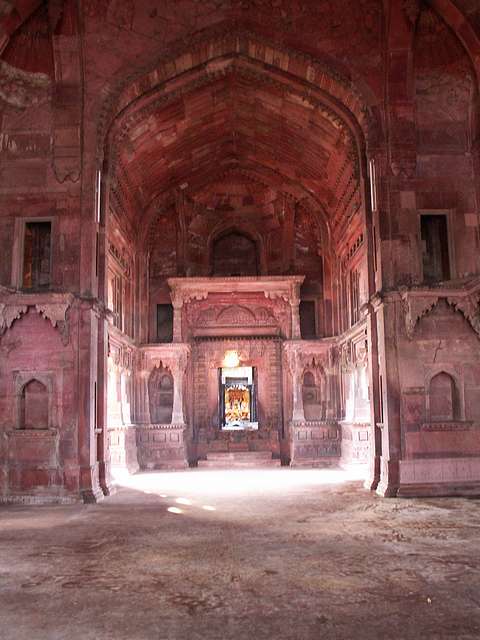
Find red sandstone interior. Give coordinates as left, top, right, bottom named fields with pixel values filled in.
left=1, top=0, right=480, bottom=502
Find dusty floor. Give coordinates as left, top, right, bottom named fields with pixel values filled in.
left=1, top=468, right=479, bottom=640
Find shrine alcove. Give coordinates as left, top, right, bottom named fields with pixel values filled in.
left=429, top=372, right=460, bottom=422
left=148, top=367, right=174, bottom=424
left=20, top=379, right=49, bottom=430
left=302, top=369, right=325, bottom=421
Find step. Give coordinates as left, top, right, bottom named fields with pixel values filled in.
left=207, top=451, right=274, bottom=460
left=197, top=451, right=281, bottom=469
left=197, top=459, right=281, bottom=469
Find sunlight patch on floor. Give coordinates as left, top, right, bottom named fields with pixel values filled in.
left=112, top=467, right=366, bottom=501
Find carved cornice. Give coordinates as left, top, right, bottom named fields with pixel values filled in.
left=137, top=423, right=186, bottom=431
left=167, top=276, right=305, bottom=308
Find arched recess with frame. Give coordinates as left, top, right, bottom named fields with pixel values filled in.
left=93, top=27, right=383, bottom=482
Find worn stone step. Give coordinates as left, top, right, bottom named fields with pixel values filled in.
left=207, top=451, right=275, bottom=461
left=198, top=451, right=281, bottom=468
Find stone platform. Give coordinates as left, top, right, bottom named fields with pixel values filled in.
left=196, top=427, right=281, bottom=462
left=198, top=451, right=281, bottom=469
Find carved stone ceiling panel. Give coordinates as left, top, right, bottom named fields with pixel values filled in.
left=111, top=72, right=354, bottom=234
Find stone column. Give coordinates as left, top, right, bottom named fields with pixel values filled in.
left=375, top=298, right=401, bottom=497
left=286, top=345, right=305, bottom=422
left=171, top=350, right=188, bottom=425
left=290, top=302, right=301, bottom=340
left=364, top=303, right=382, bottom=491
left=135, top=370, right=151, bottom=424
left=290, top=282, right=302, bottom=339
left=98, top=313, right=114, bottom=496
left=78, top=300, right=104, bottom=504
left=172, top=294, right=183, bottom=343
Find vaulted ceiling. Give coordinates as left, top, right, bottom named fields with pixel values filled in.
left=108, top=57, right=361, bottom=249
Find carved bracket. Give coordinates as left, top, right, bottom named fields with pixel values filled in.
left=447, top=293, right=480, bottom=338
left=35, top=302, right=71, bottom=345
left=0, top=294, right=74, bottom=346
left=0, top=303, right=27, bottom=335
left=400, top=292, right=439, bottom=339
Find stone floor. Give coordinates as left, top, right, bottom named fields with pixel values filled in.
left=1, top=468, right=480, bottom=640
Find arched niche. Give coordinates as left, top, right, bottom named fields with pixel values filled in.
left=429, top=371, right=460, bottom=422
left=148, top=366, right=174, bottom=424
left=302, top=367, right=326, bottom=421
left=211, top=231, right=259, bottom=277
left=19, top=379, right=49, bottom=430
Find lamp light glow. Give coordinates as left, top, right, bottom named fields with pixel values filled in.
left=223, top=350, right=240, bottom=368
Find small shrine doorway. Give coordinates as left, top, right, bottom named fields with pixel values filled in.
left=219, top=366, right=258, bottom=430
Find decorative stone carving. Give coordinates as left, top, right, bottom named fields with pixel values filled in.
left=400, top=286, right=480, bottom=341
left=446, top=293, right=480, bottom=338
left=0, top=294, right=74, bottom=345
left=400, top=291, right=439, bottom=339
left=35, top=302, right=71, bottom=346
left=421, top=422, right=472, bottom=432
left=0, top=303, right=27, bottom=335
left=0, top=61, right=51, bottom=109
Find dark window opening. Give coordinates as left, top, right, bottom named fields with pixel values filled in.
left=156, top=304, right=174, bottom=343
left=349, top=270, right=360, bottom=326
left=23, top=221, right=51, bottom=289
left=300, top=300, right=316, bottom=338
left=421, top=215, right=450, bottom=283
left=112, top=275, right=123, bottom=330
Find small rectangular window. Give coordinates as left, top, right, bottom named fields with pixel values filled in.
left=349, top=269, right=360, bottom=326
left=300, top=300, right=316, bottom=339
left=23, top=221, right=51, bottom=289
left=156, top=304, right=174, bottom=343
left=421, top=214, right=450, bottom=283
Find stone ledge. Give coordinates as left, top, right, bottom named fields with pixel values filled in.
left=421, top=421, right=474, bottom=432
left=0, top=493, right=80, bottom=505
left=6, top=428, right=57, bottom=438
left=137, top=423, right=186, bottom=430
